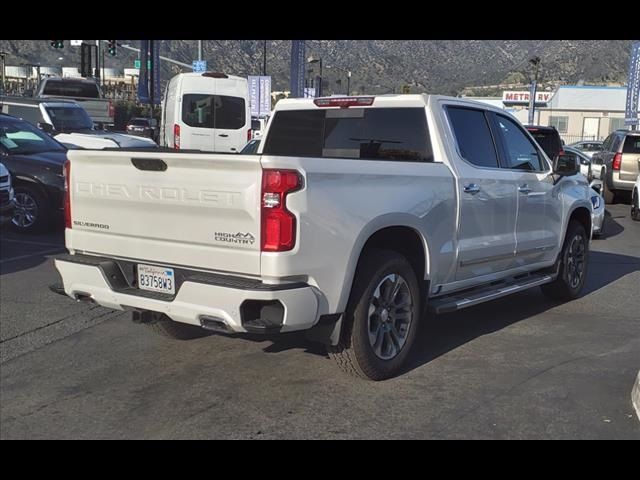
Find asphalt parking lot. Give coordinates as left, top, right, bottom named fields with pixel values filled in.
left=1, top=204, right=639, bottom=439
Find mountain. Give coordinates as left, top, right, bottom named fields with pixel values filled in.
left=0, top=40, right=633, bottom=96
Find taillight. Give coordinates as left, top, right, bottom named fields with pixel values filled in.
left=612, top=152, right=622, bottom=170
left=248, top=128, right=253, bottom=142
left=174, top=124, right=180, bottom=150
left=108, top=100, right=115, bottom=118
left=261, top=169, right=302, bottom=252
left=314, top=96, right=374, bottom=108
left=63, top=159, right=71, bottom=229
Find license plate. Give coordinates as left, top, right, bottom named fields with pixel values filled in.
left=137, top=264, right=175, bottom=294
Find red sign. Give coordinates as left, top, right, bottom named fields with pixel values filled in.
left=502, top=91, right=553, bottom=104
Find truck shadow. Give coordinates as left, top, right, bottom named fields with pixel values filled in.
left=240, top=251, right=639, bottom=378
left=400, top=250, right=639, bottom=376
left=596, top=210, right=624, bottom=240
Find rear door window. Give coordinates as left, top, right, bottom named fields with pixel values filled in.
left=263, top=107, right=433, bottom=162
left=623, top=136, right=640, bottom=154
left=181, top=94, right=245, bottom=130
left=446, top=106, right=499, bottom=168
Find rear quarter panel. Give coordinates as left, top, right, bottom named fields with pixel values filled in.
left=259, top=155, right=456, bottom=314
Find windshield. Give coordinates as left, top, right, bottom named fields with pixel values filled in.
left=0, top=117, right=66, bottom=155
left=129, top=118, right=149, bottom=126
left=45, top=106, right=94, bottom=132
left=528, top=130, right=562, bottom=159
left=42, top=80, right=101, bottom=98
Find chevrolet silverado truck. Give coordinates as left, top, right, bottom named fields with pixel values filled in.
left=51, top=95, right=594, bottom=380
left=35, top=77, right=114, bottom=128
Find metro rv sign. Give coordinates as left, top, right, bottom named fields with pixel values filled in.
left=502, top=91, right=554, bottom=105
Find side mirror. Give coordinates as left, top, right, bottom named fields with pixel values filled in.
left=37, top=122, right=54, bottom=134
left=553, top=153, right=579, bottom=177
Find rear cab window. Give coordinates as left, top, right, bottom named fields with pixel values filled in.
left=42, top=81, right=101, bottom=98
left=263, top=107, right=433, bottom=162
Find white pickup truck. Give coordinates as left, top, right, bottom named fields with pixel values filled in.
left=52, top=95, right=594, bottom=380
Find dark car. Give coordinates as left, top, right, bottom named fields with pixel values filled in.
left=525, top=125, right=564, bottom=161
left=240, top=138, right=260, bottom=155
left=126, top=117, right=158, bottom=140
left=0, top=113, right=67, bottom=233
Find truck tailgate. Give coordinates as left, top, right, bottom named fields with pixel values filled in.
left=66, top=150, right=262, bottom=276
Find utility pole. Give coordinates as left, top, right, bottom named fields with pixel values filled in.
left=528, top=56, right=541, bottom=125
left=263, top=40, right=267, bottom=76
left=198, top=40, right=202, bottom=61
left=95, top=39, right=102, bottom=86
left=0, top=51, right=6, bottom=95
left=347, top=70, right=351, bottom=96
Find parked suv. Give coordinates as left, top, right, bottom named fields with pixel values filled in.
left=591, top=130, right=640, bottom=203
left=525, top=125, right=564, bottom=160
left=51, top=95, right=593, bottom=380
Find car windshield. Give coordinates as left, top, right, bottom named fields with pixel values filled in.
left=240, top=139, right=260, bottom=154
left=0, top=117, right=66, bottom=155
left=129, top=118, right=149, bottom=127
left=528, top=129, right=562, bottom=159
left=45, top=106, right=94, bottom=132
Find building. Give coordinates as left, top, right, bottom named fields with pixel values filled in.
left=535, top=86, right=627, bottom=143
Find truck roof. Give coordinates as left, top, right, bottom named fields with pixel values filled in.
left=273, top=94, right=508, bottom=113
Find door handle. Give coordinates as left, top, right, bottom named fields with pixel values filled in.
left=518, top=184, right=532, bottom=194
left=463, top=183, right=481, bottom=194
left=218, top=134, right=229, bottom=137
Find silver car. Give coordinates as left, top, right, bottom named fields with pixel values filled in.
left=589, top=180, right=606, bottom=237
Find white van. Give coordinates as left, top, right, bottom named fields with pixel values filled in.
left=160, top=72, right=251, bottom=153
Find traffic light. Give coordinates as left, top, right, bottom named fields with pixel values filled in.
left=50, top=40, right=64, bottom=49
left=107, top=40, right=117, bottom=56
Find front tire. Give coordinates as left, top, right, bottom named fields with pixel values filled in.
left=632, top=189, right=640, bottom=221
left=329, top=249, right=421, bottom=381
left=541, top=220, right=589, bottom=301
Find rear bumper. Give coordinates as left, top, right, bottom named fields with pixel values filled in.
left=610, top=171, right=636, bottom=192
left=53, top=254, right=320, bottom=333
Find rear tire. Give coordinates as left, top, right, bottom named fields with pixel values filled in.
left=601, top=171, right=616, bottom=204
left=146, top=314, right=210, bottom=340
left=541, top=220, right=589, bottom=301
left=11, top=185, right=51, bottom=233
left=632, top=189, right=640, bottom=221
left=329, top=249, right=421, bottom=381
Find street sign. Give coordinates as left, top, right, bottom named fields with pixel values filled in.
left=70, top=40, right=83, bottom=46
left=248, top=75, right=272, bottom=117
left=134, top=59, right=151, bottom=69
left=192, top=60, right=207, bottom=72
left=290, top=40, right=306, bottom=98
left=625, top=41, right=640, bottom=127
